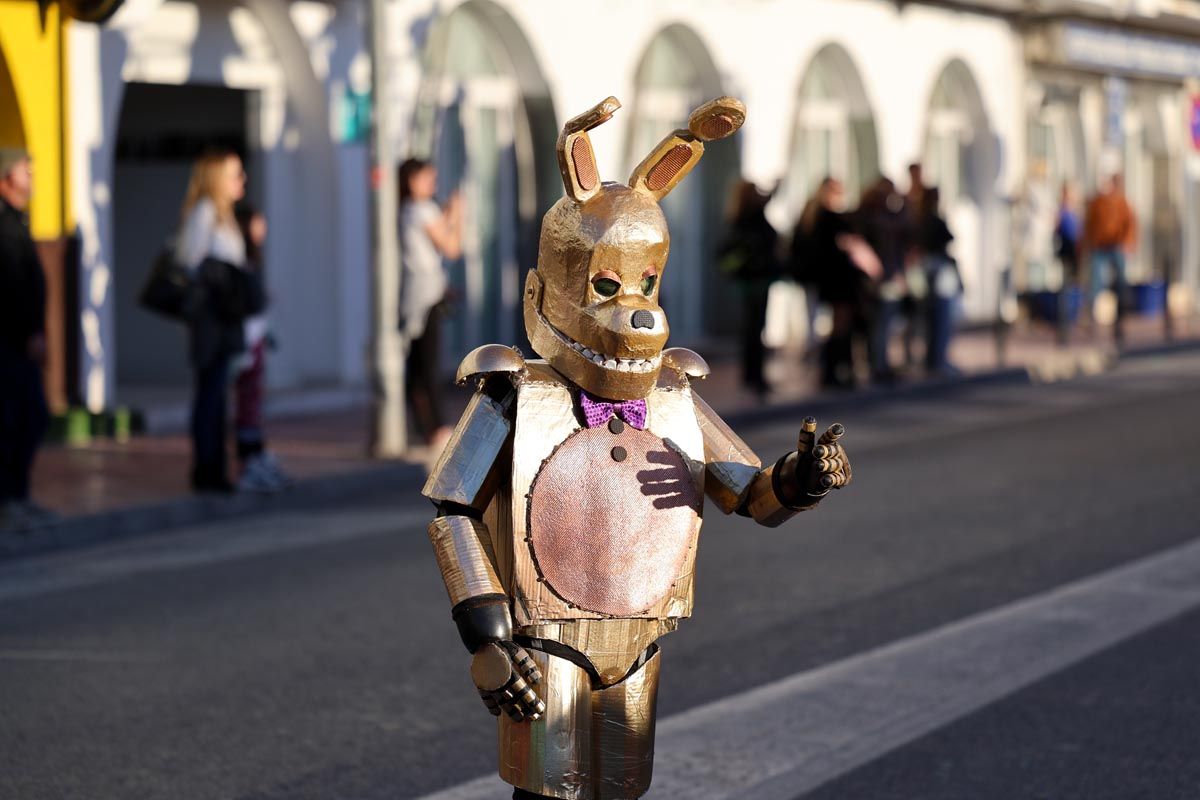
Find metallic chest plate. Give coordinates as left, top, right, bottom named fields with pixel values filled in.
left=505, top=361, right=706, bottom=625
left=528, top=425, right=702, bottom=616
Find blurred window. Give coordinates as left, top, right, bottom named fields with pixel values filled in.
left=787, top=45, right=879, bottom=218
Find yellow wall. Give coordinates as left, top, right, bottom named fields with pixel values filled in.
left=0, top=0, right=68, bottom=240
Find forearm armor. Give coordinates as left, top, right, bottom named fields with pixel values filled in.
left=740, top=452, right=827, bottom=528
left=429, top=511, right=513, bottom=653
left=692, top=392, right=826, bottom=528
left=424, top=350, right=524, bottom=653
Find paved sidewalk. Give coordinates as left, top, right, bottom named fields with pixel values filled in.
left=3, top=313, right=1195, bottom=558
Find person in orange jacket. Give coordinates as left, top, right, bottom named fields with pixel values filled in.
left=1083, top=173, right=1137, bottom=314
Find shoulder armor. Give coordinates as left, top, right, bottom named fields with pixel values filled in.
left=662, top=348, right=710, bottom=379
left=456, top=344, right=526, bottom=385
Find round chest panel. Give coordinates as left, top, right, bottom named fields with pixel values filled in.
left=528, top=423, right=702, bottom=616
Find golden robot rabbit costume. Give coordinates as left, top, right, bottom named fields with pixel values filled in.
left=423, top=96, right=853, bottom=800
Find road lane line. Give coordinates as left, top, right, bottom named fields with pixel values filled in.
left=417, top=534, right=1200, bottom=800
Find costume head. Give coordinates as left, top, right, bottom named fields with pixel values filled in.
left=524, top=96, right=745, bottom=400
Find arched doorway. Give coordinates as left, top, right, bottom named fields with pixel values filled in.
left=626, top=24, right=740, bottom=343
left=785, top=44, right=880, bottom=219
left=923, top=60, right=1000, bottom=320
left=413, top=0, right=558, bottom=361
left=96, top=0, right=338, bottom=408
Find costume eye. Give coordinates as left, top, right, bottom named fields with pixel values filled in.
left=640, top=274, right=658, bottom=296
left=592, top=276, right=620, bottom=297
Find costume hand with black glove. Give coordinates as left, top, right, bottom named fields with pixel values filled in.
left=776, top=417, right=853, bottom=510
left=453, top=595, right=545, bottom=722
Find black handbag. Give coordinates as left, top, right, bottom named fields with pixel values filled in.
left=139, top=246, right=193, bottom=320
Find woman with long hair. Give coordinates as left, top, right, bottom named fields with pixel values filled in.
left=793, top=177, right=878, bottom=389
left=397, top=157, right=462, bottom=456
left=177, top=150, right=247, bottom=492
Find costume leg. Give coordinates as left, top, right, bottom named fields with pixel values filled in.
left=591, top=648, right=660, bottom=800
left=500, top=648, right=661, bottom=800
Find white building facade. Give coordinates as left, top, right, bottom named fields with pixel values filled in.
left=69, top=0, right=372, bottom=412
left=65, top=0, right=1200, bottom=412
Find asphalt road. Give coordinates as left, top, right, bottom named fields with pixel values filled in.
left=2, top=349, right=1200, bottom=800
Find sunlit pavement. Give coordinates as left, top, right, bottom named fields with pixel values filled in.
left=22, top=313, right=1199, bottom=532
left=2, top=348, right=1200, bottom=799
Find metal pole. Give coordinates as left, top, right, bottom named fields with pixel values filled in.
left=366, top=0, right=406, bottom=457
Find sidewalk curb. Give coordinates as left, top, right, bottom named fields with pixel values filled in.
left=0, top=460, right=426, bottom=561
left=4, top=336, right=1197, bottom=563
left=719, top=335, right=1200, bottom=429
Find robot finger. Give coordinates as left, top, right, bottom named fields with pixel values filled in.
left=506, top=675, right=545, bottom=721
left=818, top=423, right=845, bottom=446
left=816, top=443, right=849, bottom=462
left=478, top=689, right=503, bottom=717
left=829, top=471, right=849, bottom=489
left=820, top=474, right=835, bottom=490
left=507, top=644, right=543, bottom=686
left=797, top=417, right=818, bottom=456
left=815, top=456, right=845, bottom=474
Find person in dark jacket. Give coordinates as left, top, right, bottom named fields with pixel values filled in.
left=855, top=176, right=910, bottom=383
left=915, top=187, right=961, bottom=374
left=0, top=149, right=53, bottom=532
left=718, top=180, right=781, bottom=397
left=793, top=177, right=875, bottom=389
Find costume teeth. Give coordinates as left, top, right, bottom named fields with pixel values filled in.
left=543, top=312, right=658, bottom=372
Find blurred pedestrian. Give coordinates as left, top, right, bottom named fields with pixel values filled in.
left=1084, top=173, right=1137, bottom=341
left=902, top=162, right=930, bottom=368
left=0, top=148, right=53, bottom=531
left=915, top=187, right=961, bottom=375
left=398, top=158, right=462, bottom=454
left=793, top=177, right=878, bottom=389
left=1054, top=181, right=1082, bottom=345
left=718, top=180, right=781, bottom=397
left=855, top=176, right=909, bottom=384
left=232, top=203, right=291, bottom=493
left=177, top=150, right=251, bottom=493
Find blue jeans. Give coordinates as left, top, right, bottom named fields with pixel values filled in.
left=1089, top=248, right=1128, bottom=307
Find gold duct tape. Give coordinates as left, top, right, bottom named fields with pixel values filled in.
left=423, top=392, right=512, bottom=508
left=499, top=648, right=661, bottom=800
left=743, top=462, right=803, bottom=529
left=428, top=516, right=505, bottom=607
left=692, top=391, right=762, bottom=514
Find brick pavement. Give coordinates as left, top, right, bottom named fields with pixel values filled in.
left=17, top=313, right=1199, bottom=526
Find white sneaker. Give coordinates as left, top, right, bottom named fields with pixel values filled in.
left=257, top=452, right=294, bottom=489
left=237, top=456, right=284, bottom=494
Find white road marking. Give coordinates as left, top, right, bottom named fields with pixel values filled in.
left=418, top=534, right=1200, bottom=800
left=0, top=508, right=429, bottom=602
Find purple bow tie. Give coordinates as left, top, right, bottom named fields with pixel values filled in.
left=580, top=392, right=647, bottom=430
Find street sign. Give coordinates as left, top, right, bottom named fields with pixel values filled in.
left=1191, top=95, right=1200, bottom=151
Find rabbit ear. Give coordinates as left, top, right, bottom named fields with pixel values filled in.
left=629, top=96, right=746, bottom=202
left=558, top=96, right=621, bottom=203
left=628, top=131, right=705, bottom=202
